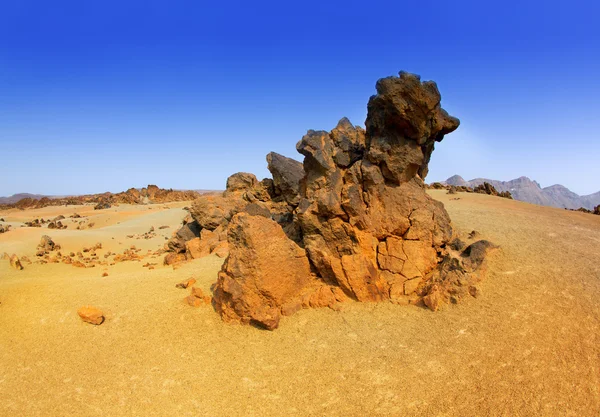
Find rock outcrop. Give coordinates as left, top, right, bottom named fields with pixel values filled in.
left=204, top=71, right=495, bottom=329
left=473, top=182, right=512, bottom=199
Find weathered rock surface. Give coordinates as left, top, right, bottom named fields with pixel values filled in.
left=266, top=152, right=304, bottom=206
left=213, top=213, right=312, bottom=330
left=225, top=172, right=258, bottom=195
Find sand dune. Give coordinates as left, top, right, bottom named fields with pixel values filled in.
left=1, top=192, right=599, bottom=416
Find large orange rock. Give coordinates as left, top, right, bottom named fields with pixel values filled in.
left=77, top=306, right=105, bottom=325
left=213, top=213, right=312, bottom=330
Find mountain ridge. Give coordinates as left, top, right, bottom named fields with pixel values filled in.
left=444, top=175, right=600, bottom=210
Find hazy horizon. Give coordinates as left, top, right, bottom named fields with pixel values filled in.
left=1, top=0, right=599, bottom=196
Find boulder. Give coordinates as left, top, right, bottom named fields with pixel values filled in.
left=212, top=213, right=312, bottom=330
left=9, top=254, right=23, bottom=270
left=167, top=217, right=201, bottom=253
left=266, top=152, right=304, bottom=206
left=38, top=235, right=56, bottom=252
left=225, top=172, right=258, bottom=195
left=190, top=195, right=245, bottom=231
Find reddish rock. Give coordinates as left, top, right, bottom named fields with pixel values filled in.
left=423, top=286, right=444, bottom=311
left=38, top=235, right=56, bottom=252
left=176, top=278, right=197, bottom=289
left=212, top=213, right=312, bottom=330
left=190, top=286, right=204, bottom=298
left=185, top=295, right=202, bottom=307
left=77, top=306, right=105, bottom=325
left=164, top=252, right=187, bottom=266
left=224, top=172, right=258, bottom=195
left=9, top=254, right=23, bottom=270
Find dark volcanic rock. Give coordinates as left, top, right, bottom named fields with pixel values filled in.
left=266, top=152, right=304, bottom=206
left=168, top=217, right=202, bottom=253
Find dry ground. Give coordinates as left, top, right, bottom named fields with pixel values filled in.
left=0, top=191, right=599, bottom=416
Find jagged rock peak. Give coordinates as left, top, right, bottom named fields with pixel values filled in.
left=365, top=71, right=460, bottom=182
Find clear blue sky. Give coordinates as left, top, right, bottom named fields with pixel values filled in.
left=1, top=0, right=599, bottom=196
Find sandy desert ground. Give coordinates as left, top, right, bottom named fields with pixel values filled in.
left=0, top=191, right=599, bottom=416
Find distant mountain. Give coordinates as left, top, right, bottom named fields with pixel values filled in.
left=444, top=175, right=600, bottom=210
left=0, top=193, right=51, bottom=204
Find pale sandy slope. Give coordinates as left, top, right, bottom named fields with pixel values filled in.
left=0, top=192, right=599, bottom=416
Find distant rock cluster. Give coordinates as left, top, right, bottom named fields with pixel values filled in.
left=0, top=185, right=201, bottom=210
left=166, top=71, right=496, bottom=329
left=429, top=181, right=513, bottom=199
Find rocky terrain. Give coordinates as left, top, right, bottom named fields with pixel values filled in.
left=4, top=71, right=599, bottom=415
left=444, top=175, right=600, bottom=209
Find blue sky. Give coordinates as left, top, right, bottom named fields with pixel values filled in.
left=1, top=0, right=599, bottom=196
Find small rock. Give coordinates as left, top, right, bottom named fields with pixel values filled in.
left=77, top=306, right=105, bottom=325
left=38, top=235, right=56, bottom=251
left=9, top=254, right=23, bottom=270
left=176, top=278, right=196, bottom=289
left=468, top=230, right=481, bottom=239
left=184, top=295, right=202, bottom=307
left=190, top=287, right=205, bottom=298
left=468, top=285, right=480, bottom=298
left=423, top=287, right=443, bottom=311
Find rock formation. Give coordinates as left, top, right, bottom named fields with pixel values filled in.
left=193, top=71, right=495, bottom=329
left=473, top=182, right=513, bottom=199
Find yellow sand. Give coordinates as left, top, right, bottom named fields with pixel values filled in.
left=0, top=192, right=599, bottom=416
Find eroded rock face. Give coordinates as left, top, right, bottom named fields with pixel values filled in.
left=295, top=72, right=457, bottom=302
left=205, top=71, right=495, bottom=329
